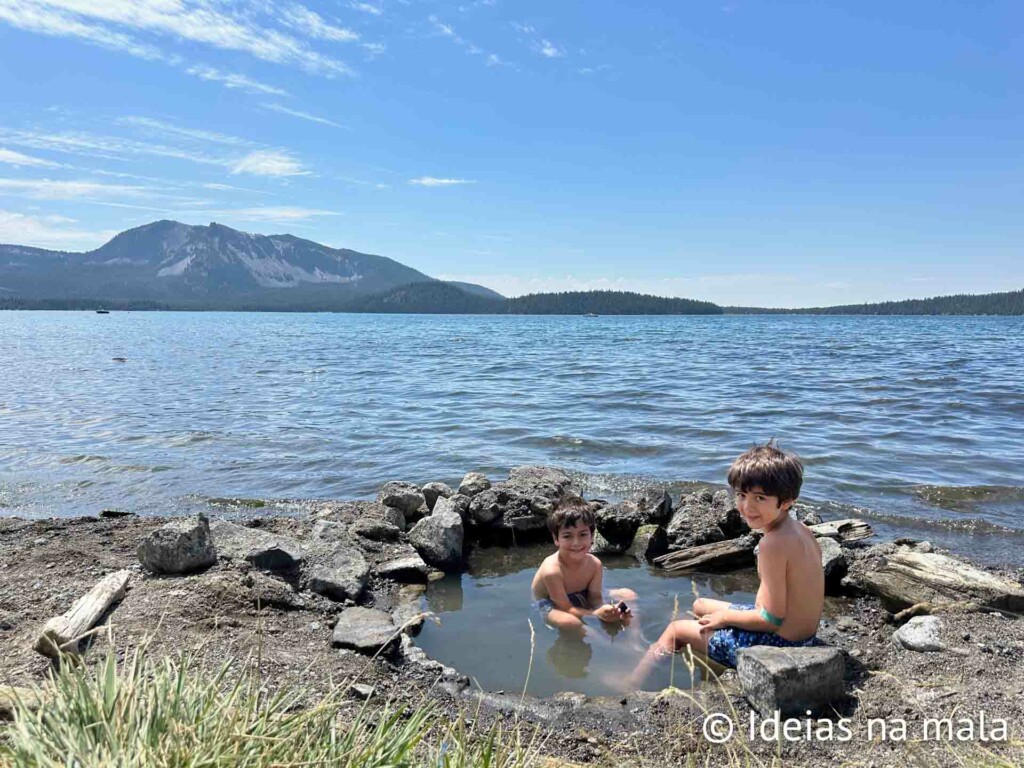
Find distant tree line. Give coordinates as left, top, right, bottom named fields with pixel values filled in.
left=3, top=285, right=1022, bottom=316
left=726, top=287, right=1024, bottom=316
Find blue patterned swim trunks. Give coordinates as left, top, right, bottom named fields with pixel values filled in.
left=535, top=589, right=590, bottom=618
left=706, top=603, right=821, bottom=668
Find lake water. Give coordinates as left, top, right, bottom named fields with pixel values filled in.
left=1, top=312, right=1022, bottom=563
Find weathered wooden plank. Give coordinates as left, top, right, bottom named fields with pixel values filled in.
left=654, top=535, right=757, bottom=572
left=34, top=569, right=130, bottom=658
left=807, top=519, right=873, bottom=542
left=860, top=549, right=1024, bottom=613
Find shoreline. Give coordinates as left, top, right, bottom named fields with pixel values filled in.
left=2, top=469, right=1023, bottom=766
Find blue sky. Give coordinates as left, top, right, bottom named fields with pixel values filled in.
left=0, top=1, right=1020, bottom=306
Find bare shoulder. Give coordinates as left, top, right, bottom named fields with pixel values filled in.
left=539, top=553, right=562, bottom=576
left=586, top=553, right=602, bottom=571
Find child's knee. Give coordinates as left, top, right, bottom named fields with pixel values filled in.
left=547, top=611, right=584, bottom=631
left=693, top=597, right=712, bottom=616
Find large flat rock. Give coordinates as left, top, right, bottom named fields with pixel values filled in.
left=331, top=607, right=397, bottom=654
left=209, top=520, right=306, bottom=572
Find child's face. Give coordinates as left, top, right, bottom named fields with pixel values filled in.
left=553, top=520, right=593, bottom=560
left=735, top=486, right=793, bottom=531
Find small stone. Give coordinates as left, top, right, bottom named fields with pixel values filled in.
left=33, top=538, right=47, bottom=545
left=350, top=519, right=401, bottom=542
left=892, top=616, right=944, bottom=653
left=309, top=622, right=321, bottom=631
left=351, top=683, right=375, bottom=700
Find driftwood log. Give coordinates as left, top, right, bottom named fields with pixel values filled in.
left=34, top=569, right=131, bottom=658
left=807, top=519, right=873, bottom=543
left=655, top=535, right=757, bottom=572
left=654, top=519, right=873, bottom=573
left=0, top=686, right=42, bottom=720
left=858, top=549, right=1024, bottom=614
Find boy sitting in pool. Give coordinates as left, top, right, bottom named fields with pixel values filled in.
left=625, top=442, right=824, bottom=686
left=532, top=496, right=634, bottom=633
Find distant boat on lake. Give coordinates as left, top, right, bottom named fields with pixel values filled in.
left=95, top=309, right=110, bottom=314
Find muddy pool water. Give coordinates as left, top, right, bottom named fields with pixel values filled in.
left=413, top=544, right=760, bottom=698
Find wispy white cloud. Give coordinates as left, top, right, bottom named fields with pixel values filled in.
left=536, top=39, right=563, bottom=58
left=577, top=64, right=610, bottom=75
left=511, top=22, right=535, bottom=34
left=231, top=150, right=309, bottom=177
left=182, top=206, right=339, bottom=222
left=0, top=177, right=148, bottom=200
left=0, top=128, right=221, bottom=165
left=0, top=0, right=354, bottom=77
left=0, top=209, right=119, bottom=249
left=408, top=176, right=476, bottom=187
left=1, top=127, right=311, bottom=177
left=361, top=41, right=385, bottom=56
left=428, top=14, right=503, bottom=65
left=185, top=65, right=287, bottom=96
left=349, top=2, right=382, bottom=16
left=0, top=147, right=61, bottom=168
left=0, top=0, right=165, bottom=60
left=117, top=116, right=256, bottom=147
left=280, top=4, right=358, bottom=43
left=259, top=103, right=344, bottom=128
left=202, top=182, right=271, bottom=194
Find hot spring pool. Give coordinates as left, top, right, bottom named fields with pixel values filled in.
left=413, top=544, right=759, bottom=698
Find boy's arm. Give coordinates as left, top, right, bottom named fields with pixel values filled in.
left=699, top=537, right=788, bottom=635
left=543, top=570, right=597, bottom=620
left=586, top=557, right=604, bottom=610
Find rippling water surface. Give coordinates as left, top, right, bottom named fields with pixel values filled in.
left=1, top=312, right=1022, bottom=562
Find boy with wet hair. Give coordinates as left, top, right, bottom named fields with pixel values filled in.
left=531, top=495, right=633, bottom=632
left=625, top=442, right=823, bottom=685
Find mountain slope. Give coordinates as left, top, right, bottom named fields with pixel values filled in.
left=0, top=220, right=483, bottom=308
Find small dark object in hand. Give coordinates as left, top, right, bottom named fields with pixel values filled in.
left=617, top=601, right=631, bottom=615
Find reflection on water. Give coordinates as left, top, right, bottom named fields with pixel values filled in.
left=413, top=544, right=757, bottom=698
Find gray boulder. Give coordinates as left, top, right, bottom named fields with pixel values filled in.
left=458, top=472, right=491, bottom=498
left=310, top=519, right=349, bottom=545
left=408, top=507, right=464, bottom=572
left=634, top=488, right=673, bottom=525
left=737, top=646, right=844, bottom=717
left=209, top=520, right=305, bottom=572
left=350, top=519, right=401, bottom=542
left=626, top=525, right=669, bottom=563
left=892, top=616, right=945, bottom=652
left=468, top=465, right=576, bottom=538
left=819, top=537, right=847, bottom=586
left=436, top=493, right=471, bottom=522
left=595, top=501, right=644, bottom=547
left=307, top=546, right=369, bottom=602
left=421, top=482, right=454, bottom=511
left=137, top=515, right=217, bottom=574
left=382, top=505, right=407, bottom=532
left=331, top=607, right=398, bottom=654
left=590, top=529, right=626, bottom=555
left=375, top=554, right=431, bottom=583
left=666, top=489, right=746, bottom=549
left=377, top=481, right=426, bottom=520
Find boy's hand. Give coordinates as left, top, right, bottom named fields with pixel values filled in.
left=697, top=611, right=730, bottom=637
left=594, top=604, right=623, bottom=623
